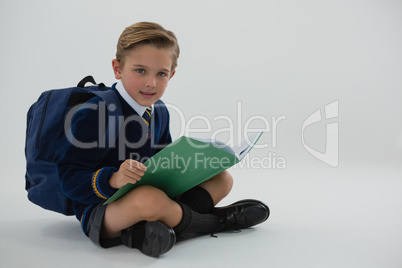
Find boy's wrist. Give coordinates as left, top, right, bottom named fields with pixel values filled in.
left=109, top=172, right=120, bottom=189
left=92, top=167, right=118, bottom=200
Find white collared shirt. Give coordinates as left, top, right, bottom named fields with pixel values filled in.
left=115, top=80, right=153, bottom=116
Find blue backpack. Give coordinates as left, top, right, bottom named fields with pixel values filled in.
left=25, top=76, right=122, bottom=215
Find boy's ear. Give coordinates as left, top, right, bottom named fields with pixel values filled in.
left=169, top=70, right=176, bottom=80
left=112, top=59, right=122, bottom=79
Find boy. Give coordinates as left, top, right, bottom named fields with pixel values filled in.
left=57, top=22, right=269, bottom=257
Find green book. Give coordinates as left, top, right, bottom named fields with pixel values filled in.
left=104, top=132, right=263, bottom=204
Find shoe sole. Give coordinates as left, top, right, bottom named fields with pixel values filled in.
left=141, top=221, right=176, bottom=257
left=124, top=221, right=176, bottom=257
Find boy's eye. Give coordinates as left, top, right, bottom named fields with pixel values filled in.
left=157, top=72, right=166, bottom=77
left=136, top=69, right=145, bottom=74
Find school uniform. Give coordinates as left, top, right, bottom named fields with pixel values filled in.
left=57, top=81, right=171, bottom=246
left=58, top=81, right=270, bottom=253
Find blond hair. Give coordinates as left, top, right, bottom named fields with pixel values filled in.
left=116, top=22, right=180, bottom=72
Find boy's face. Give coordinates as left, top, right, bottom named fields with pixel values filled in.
left=112, top=44, right=175, bottom=107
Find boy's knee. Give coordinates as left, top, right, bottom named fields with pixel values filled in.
left=127, top=185, right=170, bottom=221
left=219, top=170, right=234, bottom=193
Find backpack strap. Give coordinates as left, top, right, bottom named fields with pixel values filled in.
left=76, top=76, right=122, bottom=158
left=93, top=89, right=123, bottom=156
left=77, top=75, right=105, bottom=88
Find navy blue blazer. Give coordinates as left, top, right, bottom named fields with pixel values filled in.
left=57, top=85, right=172, bottom=234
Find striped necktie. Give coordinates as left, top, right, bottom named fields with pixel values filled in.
left=142, top=107, right=152, bottom=127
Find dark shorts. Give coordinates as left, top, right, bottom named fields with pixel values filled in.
left=87, top=203, right=122, bottom=248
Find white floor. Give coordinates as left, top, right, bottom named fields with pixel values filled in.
left=1, top=164, right=401, bottom=268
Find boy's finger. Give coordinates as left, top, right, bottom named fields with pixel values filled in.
left=124, top=163, right=145, bottom=177
left=128, top=160, right=147, bottom=171
left=123, top=170, right=142, bottom=182
left=127, top=165, right=147, bottom=176
left=128, top=168, right=145, bottom=178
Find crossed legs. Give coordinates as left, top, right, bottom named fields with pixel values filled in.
left=102, top=170, right=233, bottom=239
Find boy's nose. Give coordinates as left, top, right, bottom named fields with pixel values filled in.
left=145, top=76, right=156, bottom=88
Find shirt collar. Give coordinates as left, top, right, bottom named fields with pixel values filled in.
left=115, top=80, right=153, bottom=116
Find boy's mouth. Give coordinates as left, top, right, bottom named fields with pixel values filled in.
left=140, top=91, right=156, bottom=99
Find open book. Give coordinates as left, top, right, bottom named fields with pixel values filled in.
left=104, top=132, right=263, bottom=204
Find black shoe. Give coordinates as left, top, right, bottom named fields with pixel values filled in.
left=223, top=199, right=270, bottom=215
left=121, top=221, right=176, bottom=257
left=214, top=199, right=270, bottom=231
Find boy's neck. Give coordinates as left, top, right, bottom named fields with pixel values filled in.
left=115, top=80, right=153, bottom=116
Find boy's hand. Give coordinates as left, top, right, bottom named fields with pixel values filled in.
left=109, top=159, right=147, bottom=189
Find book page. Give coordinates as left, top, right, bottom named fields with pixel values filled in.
left=233, top=131, right=263, bottom=160
left=190, top=137, right=236, bottom=156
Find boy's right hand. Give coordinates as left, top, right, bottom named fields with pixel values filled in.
left=109, top=159, right=147, bottom=189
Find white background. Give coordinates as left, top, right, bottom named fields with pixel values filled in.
left=1, top=0, right=401, bottom=267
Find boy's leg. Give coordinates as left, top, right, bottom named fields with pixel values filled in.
left=173, top=172, right=270, bottom=236
left=100, top=185, right=233, bottom=255
left=103, top=170, right=232, bottom=237
left=177, top=170, right=233, bottom=214
left=101, top=182, right=245, bottom=238
left=98, top=185, right=182, bottom=256
left=102, top=184, right=231, bottom=238
left=98, top=178, right=268, bottom=255
left=102, top=185, right=182, bottom=239
left=199, top=170, right=233, bottom=205
left=186, top=171, right=269, bottom=226
left=173, top=200, right=270, bottom=236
